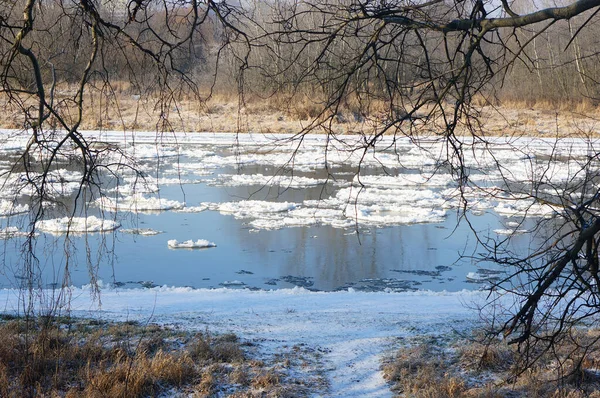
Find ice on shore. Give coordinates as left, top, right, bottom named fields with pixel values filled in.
left=0, top=283, right=488, bottom=398
left=38, top=216, right=120, bottom=234
left=167, top=239, right=216, bottom=249
left=96, top=194, right=184, bottom=212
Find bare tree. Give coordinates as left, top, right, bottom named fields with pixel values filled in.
left=4, top=0, right=600, bottom=385
left=244, top=0, right=600, bottom=378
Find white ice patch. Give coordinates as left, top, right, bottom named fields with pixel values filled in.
left=167, top=239, right=216, bottom=249
left=124, top=144, right=180, bottom=159
left=97, top=194, right=184, bottom=212
left=494, top=200, right=559, bottom=218
left=120, top=228, right=163, bottom=236
left=209, top=173, right=328, bottom=188
left=38, top=216, right=120, bottom=234
left=353, top=173, right=454, bottom=188
left=493, top=228, right=528, bottom=235
left=204, top=200, right=299, bottom=216
left=0, top=226, right=31, bottom=239
left=0, top=200, right=29, bottom=216
left=175, top=205, right=209, bottom=213
left=0, top=169, right=85, bottom=199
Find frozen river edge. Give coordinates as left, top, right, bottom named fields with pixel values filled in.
left=0, top=286, right=486, bottom=397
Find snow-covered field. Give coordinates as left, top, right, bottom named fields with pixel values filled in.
left=0, top=286, right=486, bottom=397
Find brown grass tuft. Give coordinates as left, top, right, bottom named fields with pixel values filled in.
left=0, top=316, right=320, bottom=397
left=384, top=331, right=600, bottom=398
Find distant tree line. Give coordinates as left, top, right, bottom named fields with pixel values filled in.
left=3, top=0, right=598, bottom=109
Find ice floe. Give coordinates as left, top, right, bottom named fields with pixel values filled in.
left=37, top=216, right=120, bottom=234
left=493, top=228, right=528, bottom=235
left=204, top=200, right=299, bottom=216
left=96, top=194, right=184, bottom=212
left=208, top=173, right=328, bottom=188
left=0, top=226, right=31, bottom=239
left=167, top=239, right=216, bottom=249
left=120, top=228, right=164, bottom=236
left=0, top=200, right=29, bottom=216
left=494, top=200, right=559, bottom=218
left=175, top=205, right=209, bottom=213
left=353, top=173, right=455, bottom=188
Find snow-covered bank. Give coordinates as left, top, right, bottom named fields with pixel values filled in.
left=0, top=286, right=487, bottom=397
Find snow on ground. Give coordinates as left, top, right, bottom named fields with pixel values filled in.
left=0, top=286, right=488, bottom=397
left=37, top=216, right=120, bottom=234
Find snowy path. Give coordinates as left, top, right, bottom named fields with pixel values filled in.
left=0, top=287, right=485, bottom=396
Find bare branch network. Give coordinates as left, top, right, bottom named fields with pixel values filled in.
left=2, top=0, right=600, bottom=380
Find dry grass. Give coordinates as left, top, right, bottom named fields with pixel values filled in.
left=383, top=332, right=600, bottom=398
left=0, top=316, right=318, bottom=397
left=2, top=82, right=600, bottom=138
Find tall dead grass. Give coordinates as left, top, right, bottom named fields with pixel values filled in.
left=383, top=332, right=600, bottom=398
left=0, top=316, right=310, bottom=397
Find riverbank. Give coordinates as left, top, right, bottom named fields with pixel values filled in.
left=1, top=93, right=599, bottom=137
left=2, top=286, right=598, bottom=397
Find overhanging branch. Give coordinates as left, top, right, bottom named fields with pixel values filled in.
left=382, top=0, right=600, bottom=32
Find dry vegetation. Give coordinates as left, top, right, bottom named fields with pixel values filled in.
left=2, top=88, right=599, bottom=138
left=383, top=331, right=600, bottom=398
left=0, top=315, right=324, bottom=397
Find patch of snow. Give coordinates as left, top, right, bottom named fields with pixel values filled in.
left=0, top=286, right=488, bottom=398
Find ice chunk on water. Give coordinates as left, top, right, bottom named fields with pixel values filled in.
left=493, top=228, right=527, bottom=235
left=38, top=216, right=120, bottom=234
left=353, top=174, right=454, bottom=188
left=167, top=239, right=216, bottom=249
left=0, top=200, right=29, bottom=216
left=494, top=200, right=558, bottom=218
left=175, top=205, right=209, bottom=213
left=0, top=226, right=31, bottom=239
left=209, top=173, right=327, bottom=188
left=120, top=228, right=163, bottom=236
left=204, top=200, right=299, bottom=216
left=97, top=194, right=184, bottom=212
